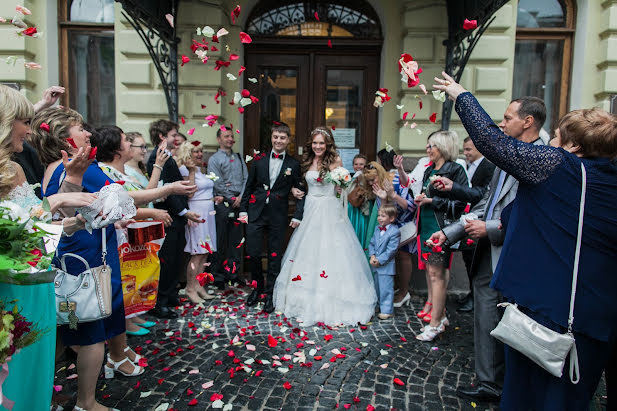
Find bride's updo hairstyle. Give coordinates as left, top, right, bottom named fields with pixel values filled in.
left=301, top=126, right=338, bottom=178
left=0, top=85, right=34, bottom=198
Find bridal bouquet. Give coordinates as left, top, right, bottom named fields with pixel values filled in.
left=0, top=200, right=55, bottom=284
left=325, top=167, right=352, bottom=198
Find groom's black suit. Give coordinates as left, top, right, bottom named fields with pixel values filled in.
left=240, top=151, right=305, bottom=296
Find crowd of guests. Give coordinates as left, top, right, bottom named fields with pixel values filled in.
left=1, top=77, right=615, bottom=410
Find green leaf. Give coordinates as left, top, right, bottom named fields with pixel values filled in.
left=41, top=197, right=51, bottom=212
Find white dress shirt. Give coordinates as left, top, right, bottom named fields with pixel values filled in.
left=466, top=157, right=484, bottom=181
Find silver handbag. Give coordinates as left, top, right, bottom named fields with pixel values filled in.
left=399, top=220, right=417, bottom=246
left=490, top=163, right=586, bottom=384
left=54, top=228, right=112, bottom=329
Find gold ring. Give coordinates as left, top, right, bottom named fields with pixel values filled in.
left=444, top=81, right=451, bottom=86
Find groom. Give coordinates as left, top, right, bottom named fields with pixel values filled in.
left=239, top=122, right=305, bottom=313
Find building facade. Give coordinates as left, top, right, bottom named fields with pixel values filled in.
left=0, top=0, right=614, bottom=160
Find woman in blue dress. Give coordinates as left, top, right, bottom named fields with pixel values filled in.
left=31, top=107, right=196, bottom=411
left=0, top=85, right=99, bottom=411
left=433, top=72, right=617, bottom=410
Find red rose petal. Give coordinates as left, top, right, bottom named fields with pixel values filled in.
left=239, top=32, right=252, bottom=44
left=429, top=112, right=437, bottom=123
left=88, top=146, right=97, bottom=160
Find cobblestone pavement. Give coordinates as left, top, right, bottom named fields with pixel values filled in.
left=53, top=287, right=607, bottom=411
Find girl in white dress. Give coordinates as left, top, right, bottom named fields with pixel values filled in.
left=177, top=141, right=217, bottom=304
left=273, top=127, right=377, bottom=326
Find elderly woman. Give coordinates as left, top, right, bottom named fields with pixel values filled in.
left=31, top=107, right=195, bottom=411
left=431, top=72, right=617, bottom=409
left=0, top=85, right=97, bottom=411
left=414, top=130, right=468, bottom=341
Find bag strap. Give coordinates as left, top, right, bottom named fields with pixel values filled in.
left=566, top=163, right=585, bottom=385
left=101, top=226, right=107, bottom=266
left=568, top=162, right=586, bottom=333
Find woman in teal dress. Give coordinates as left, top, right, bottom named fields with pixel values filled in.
left=347, top=171, right=375, bottom=256
left=414, top=130, right=468, bottom=342
left=0, top=85, right=97, bottom=411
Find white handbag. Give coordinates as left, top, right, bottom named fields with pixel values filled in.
left=490, top=163, right=586, bottom=384
left=54, top=228, right=112, bottom=329
left=398, top=220, right=417, bottom=246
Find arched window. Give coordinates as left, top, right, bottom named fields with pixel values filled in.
left=246, top=0, right=382, bottom=38
left=513, top=0, right=575, bottom=132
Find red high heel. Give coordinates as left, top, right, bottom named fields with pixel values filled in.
left=422, top=309, right=433, bottom=323
left=417, top=302, right=433, bottom=319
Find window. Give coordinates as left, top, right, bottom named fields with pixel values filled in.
left=59, top=0, right=116, bottom=126
left=513, top=0, right=575, bottom=132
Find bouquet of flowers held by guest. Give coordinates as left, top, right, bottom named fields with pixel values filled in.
left=0, top=300, right=45, bottom=365
left=325, top=167, right=352, bottom=198
left=0, top=199, right=55, bottom=285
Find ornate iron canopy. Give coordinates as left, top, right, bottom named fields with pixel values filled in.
left=246, top=0, right=382, bottom=38
left=441, top=0, right=510, bottom=129
left=116, top=0, right=180, bottom=122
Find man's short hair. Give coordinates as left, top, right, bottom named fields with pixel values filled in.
left=353, top=154, right=368, bottom=162
left=463, top=136, right=472, bottom=144
left=271, top=121, right=291, bottom=137
left=216, top=125, right=232, bottom=138
left=379, top=203, right=398, bottom=219
left=511, top=97, right=547, bottom=131
left=149, top=119, right=178, bottom=146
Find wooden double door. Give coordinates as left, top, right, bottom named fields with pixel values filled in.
left=244, top=46, right=380, bottom=166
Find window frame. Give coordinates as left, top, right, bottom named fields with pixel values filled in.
left=58, top=1, right=115, bottom=121
left=515, top=0, right=576, bottom=124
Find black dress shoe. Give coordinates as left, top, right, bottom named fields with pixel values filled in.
left=456, top=384, right=501, bottom=402
left=246, top=290, right=262, bottom=306
left=457, top=298, right=474, bottom=312
left=166, top=297, right=181, bottom=307
left=457, top=292, right=472, bottom=304
left=263, top=295, right=275, bottom=313
left=149, top=306, right=179, bottom=319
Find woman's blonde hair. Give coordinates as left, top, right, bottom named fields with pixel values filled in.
left=427, top=130, right=459, bottom=162
left=300, top=126, right=338, bottom=178
left=30, top=106, right=83, bottom=165
left=0, top=85, right=34, bottom=198
left=176, top=141, right=203, bottom=169
left=362, top=161, right=392, bottom=197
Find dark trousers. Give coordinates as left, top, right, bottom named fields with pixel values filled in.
left=606, top=344, right=617, bottom=410
left=473, top=245, right=504, bottom=388
left=245, top=206, right=285, bottom=295
left=213, top=202, right=243, bottom=283
left=157, top=219, right=186, bottom=306
left=462, top=247, right=475, bottom=296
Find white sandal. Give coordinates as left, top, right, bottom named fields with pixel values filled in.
left=416, top=325, right=443, bottom=341
left=104, top=355, right=144, bottom=379
left=124, top=346, right=142, bottom=363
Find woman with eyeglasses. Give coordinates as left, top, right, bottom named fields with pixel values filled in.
left=125, top=131, right=168, bottom=191
left=415, top=130, right=469, bottom=341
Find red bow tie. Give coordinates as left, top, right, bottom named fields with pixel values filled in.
left=379, top=226, right=387, bottom=232
left=272, top=152, right=283, bottom=159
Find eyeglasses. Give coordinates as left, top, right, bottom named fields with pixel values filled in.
left=131, top=145, right=147, bottom=151
left=426, top=144, right=436, bottom=150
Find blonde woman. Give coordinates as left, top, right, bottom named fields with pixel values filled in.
left=415, top=130, right=468, bottom=341
left=176, top=141, right=216, bottom=303
left=0, top=85, right=97, bottom=411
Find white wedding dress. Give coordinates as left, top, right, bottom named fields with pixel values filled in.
left=273, top=170, right=377, bottom=326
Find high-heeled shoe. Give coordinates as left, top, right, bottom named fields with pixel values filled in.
left=104, top=355, right=144, bottom=379
left=422, top=310, right=433, bottom=323
left=416, top=325, right=443, bottom=341
left=124, top=346, right=142, bottom=363
left=416, top=302, right=433, bottom=318
left=393, top=292, right=411, bottom=308
left=421, top=315, right=449, bottom=332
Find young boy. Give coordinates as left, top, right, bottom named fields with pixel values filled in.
left=369, top=203, right=401, bottom=319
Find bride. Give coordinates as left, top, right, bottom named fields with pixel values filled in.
left=273, top=127, right=377, bottom=326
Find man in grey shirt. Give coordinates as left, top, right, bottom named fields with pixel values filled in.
left=208, top=127, right=248, bottom=288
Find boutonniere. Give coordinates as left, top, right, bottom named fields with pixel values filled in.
left=284, top=167, right=292, bottom=176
